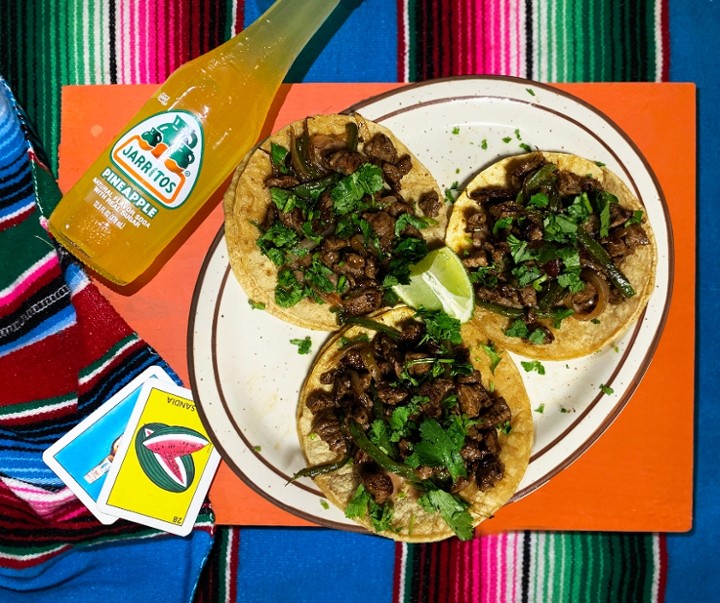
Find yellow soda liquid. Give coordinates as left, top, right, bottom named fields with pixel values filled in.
left=48, top=0, right=340, bottom=285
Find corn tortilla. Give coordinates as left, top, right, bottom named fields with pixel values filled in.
left=296, top=306, right=533, bottom=542
left=445, top=152, right=657, bottom=360
left=223, top=114, right=447, bottom=331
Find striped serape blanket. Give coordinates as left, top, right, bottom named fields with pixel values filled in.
left=0, top=1, right=669, bottom=601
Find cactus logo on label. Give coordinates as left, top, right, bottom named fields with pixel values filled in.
left=135, top=423, right=210, bottom=492
left=110, top=110, right=204, bottom=209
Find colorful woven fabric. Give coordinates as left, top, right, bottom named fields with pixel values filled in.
left=0, top=0, right=668, bottom=175
left=0, top=78, right=214, bottom=599
left=0, top=1, right=676, bottom=601
left=398, top=0, right=669, bottom=82
left=394, top=533, right=666, bottom=602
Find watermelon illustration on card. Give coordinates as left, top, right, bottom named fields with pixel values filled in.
left=135, top=424, right=209, bottom=492
left=97, top=381, right=220, bottom=536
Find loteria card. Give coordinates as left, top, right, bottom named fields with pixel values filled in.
left=43, top=366, right=174, bottom=524
left=97, top=379, right=220, bottom=536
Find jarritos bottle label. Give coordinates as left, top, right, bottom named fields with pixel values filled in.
left=110, top=110, right=204, bottom=209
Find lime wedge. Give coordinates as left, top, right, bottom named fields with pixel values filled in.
left=392, top=247, right=475, bottom=322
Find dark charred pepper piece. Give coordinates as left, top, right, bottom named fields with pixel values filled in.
left=577, top=231, right=636, bottom=298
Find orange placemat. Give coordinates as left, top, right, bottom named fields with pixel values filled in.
left=58, top=82, right=695, bottom=533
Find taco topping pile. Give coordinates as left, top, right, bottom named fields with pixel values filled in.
left=459, top=155, right=651, bottom=345
left=297, top=309, right=528, bottom=541
left=256, top=119, right=443, bottom=318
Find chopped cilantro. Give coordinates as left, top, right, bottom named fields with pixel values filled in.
left=593, top=190, right=618, bottom=237
left=405, top=418, right=468, bottom=481
left=369, top=418, right=396, bottom=454
left=320, top=500, right=330, bottom=510
left=526, top=88, right=536, bottom=96
left=388, top=395, right=426, bottom=441
left=534, top=403, right=545, bottom=414
left=384, top=237, right=429, bottom=285
left=514, top=128, right=522, bottom=140
left=331, top=163, right=384, bottom=215
left=493, top=216, right=514, bottom=234
left=395, top=213, right=433, bottom=237
left=417, top=309, right=462, bottom=345
left=520, top=143, right=532, bottom=152
left=345, top=484, right=396, bottom=533
left=543, top=214, right=578, bottom=243
left=528, top=192, right=549, bottom=208
left=452, top=126, right=460, bottom=135
left=600, top=383, right=614, bottom=395
left=444, top=181, right=460, bottom=204
left=304, top=256, right=336, bottom=294
left=528, top=328, right=548, bottom=345
left=482, top=343, right=502, bottom=374
left=505, top=319, right=529, bottom=339
left=248, top=299, right=266, bottom=310
left=507, top=234, right=534, bottom=264
left=624, top=210, right=645, bottom=227
left=521, top=360, right=546, bottom=375
left=481, top=138, right=488, bottom=150
left=269, top=142, right=289, bottom=173
left=502, top=136, right=512, bottom=143
left=290, top=336, right=312, bottom=354
left=499, top=420, right=512, bottom=434
left=275, top=268, right=307, bottom=308
left=469, top=264, right=499, bottom=287
left=257, top=222, right=300, bottom=266
left=417, top=489, right=473, bottom=541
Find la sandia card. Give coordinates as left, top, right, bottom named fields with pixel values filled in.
left=97, top=380, right=220, bottom=536
left=43, top=366, right=173, bottom=524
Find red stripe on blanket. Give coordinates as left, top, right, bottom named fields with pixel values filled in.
left=0, top=327, right=79, bottom=410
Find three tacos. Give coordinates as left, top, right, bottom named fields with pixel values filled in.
left=223, top=115, right=658, bottom=540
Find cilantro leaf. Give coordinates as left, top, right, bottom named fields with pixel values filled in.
left=482, top=343, right=502, bottom=374
left=600, top=383, right=614, bottom=395
left=624, top=209, right=645, bottom=227
left=417, top=489, right=474, bottom=541
left=275, top=268, right=307, bottom=308
left=257, top=222, right=300, bottom=265
left=593, top=190, right=617, bottom=237
left=395, top=213, right=433, bottom=237
left=269, top=142, right=289, bottom=173
left=521, top=360, right=545, bottom=375
left=290, top=336, right=312, bottom=354
left=388, top=395, right=426, bottom=442
left=528, top=192, right=549, bottom=208
left=331, top=163, right=384, bottom=215
left=345, top=484, right=396, bottom=534
left=369, top=419, right=396, bottom=455
left=416, top=309, right=462, bottom=345
left=304, top=256, right=336, bottom=294
left=384, top=237, right=429, bottom=285
left=543, top=214, right=578, bottom=243
left=507, top=234, right=534, bottom=264
left=405, top=418, right=468, bottom=481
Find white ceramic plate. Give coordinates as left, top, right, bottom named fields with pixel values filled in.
left=188, top=76, right=672, bottom=531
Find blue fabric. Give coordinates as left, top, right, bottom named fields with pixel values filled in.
left=244, top=0, right=398, bottom=83
left=235, top=528, right=395, bottom=603
left=0, top=531, right=213, bottom=602
left=666, top=1, right=720, bottom=601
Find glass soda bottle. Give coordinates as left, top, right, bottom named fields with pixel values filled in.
left=48, top=0, right=341, bottom=285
